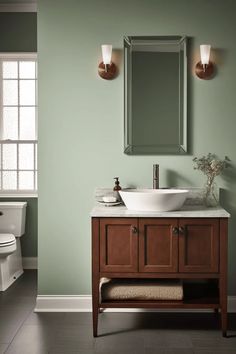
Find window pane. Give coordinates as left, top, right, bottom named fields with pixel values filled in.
left=19, top=171, right=34, bottom=190
left=35, top=144, right=37, bottom=170
left=3, top=80, right=18, bottom=105
left=19, top=107, right=36, bottom=140
left=35, top=171, right=37, bottom=190
left=19, top=80, right=35, bottom=105
left=2, top=144, right=17, bottom=169
left=19, top=61, right=36, bottom=79
left=3, top=61, right=18, bottom=78
left=3, top=107, right=18, bottom=140
left=2, top=171, right=17, bottom=190
left=19, top=144, right=34, bottom=170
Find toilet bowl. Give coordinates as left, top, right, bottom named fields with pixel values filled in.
left=0, top=202, right=27, bottom=291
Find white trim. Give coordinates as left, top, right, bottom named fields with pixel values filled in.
left=22, top=257, right=37, bottom=269
left=0, top=3, right=37, bottom=13
left=35, top=295, right=236, bottom=313
left=0, top=53, right=37, bottom=59
left=35, top=295, right=92, bottom=313
left=0, top=193, right=37, bottom=198
left=0, top=55, right=38, bottom=193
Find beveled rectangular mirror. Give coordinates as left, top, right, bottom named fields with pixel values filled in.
left=124, top=36, right=187, bottom=155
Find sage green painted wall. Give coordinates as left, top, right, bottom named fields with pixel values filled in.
left=38, top=0, right=236, bottom=295
left=0, top=12, right=37, bottom=52
left=0, top=12, right=37, bottom=257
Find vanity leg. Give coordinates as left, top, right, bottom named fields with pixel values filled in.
left=92, top=291, right=99, bottom=337
left=92, top=218, right=100, bottom=337
left=219, top=219, right=228, bottom=338
left=92, top=270, right=99, bottom=337
left=221, top=306, right=227, bottom=337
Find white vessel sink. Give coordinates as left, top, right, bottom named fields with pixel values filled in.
left=119, top=189, right=189, bottom=212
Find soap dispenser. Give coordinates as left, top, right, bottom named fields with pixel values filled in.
left=113, top=177, right=121, bottom=201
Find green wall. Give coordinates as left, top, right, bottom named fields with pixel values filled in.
left=0, top=12, right=37, bottom=52
left=38, top=0, right=236, bottom=295
left=0, top=12, right=37, bottom=258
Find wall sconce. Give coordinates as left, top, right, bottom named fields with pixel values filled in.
left=195, top=44, right=214, bottom=79
left=98, top=44, right=117, bottom=80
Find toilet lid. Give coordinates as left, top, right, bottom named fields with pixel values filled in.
left=0, top=234, right=16, bottom=246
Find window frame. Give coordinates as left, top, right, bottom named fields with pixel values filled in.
left=0, top=52, right=38, bottom=196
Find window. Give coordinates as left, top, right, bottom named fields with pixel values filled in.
left=0, top=54, right=37, bottom=194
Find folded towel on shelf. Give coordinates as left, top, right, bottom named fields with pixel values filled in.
left=101, top=278, right=183, bottom=301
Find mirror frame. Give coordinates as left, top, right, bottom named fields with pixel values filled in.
left=124, top=35, right=187, bottom=155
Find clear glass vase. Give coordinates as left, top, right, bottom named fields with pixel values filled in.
left=204, top=179, right=218, bottom=207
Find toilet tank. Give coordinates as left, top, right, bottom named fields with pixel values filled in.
left=0, top=202, right=27, bottom=237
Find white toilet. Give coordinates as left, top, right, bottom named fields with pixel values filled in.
left=0, top=202, right=27, bottom=291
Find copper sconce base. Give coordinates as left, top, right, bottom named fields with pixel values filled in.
left=98, top=62, right=117, bottom=80
left=195, top=61, right=214, bottom=79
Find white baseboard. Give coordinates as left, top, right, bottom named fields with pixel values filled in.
left=22, top=257, right=38, bottom=270
left=35, top=295, right=92, bottom=312
left=35, top=295, right=236, bottom=313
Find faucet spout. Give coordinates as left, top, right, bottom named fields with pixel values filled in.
left=153, top=164, right=159, bottom=189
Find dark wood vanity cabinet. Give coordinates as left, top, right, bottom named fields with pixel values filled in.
left=99, top=218, right=138, bottom=272
left=99, top=218, right=219, bottom=274
left=178, top=218, right=219, bottom=273
left=92, top=217, right=228, bottom=337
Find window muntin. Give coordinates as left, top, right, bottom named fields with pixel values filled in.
left=0, top=54, right=37, bottom=194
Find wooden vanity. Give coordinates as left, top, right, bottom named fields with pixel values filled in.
left=91, top=205, right=229, bottom=337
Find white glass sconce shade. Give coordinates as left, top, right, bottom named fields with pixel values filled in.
left=98, top=44, right=117, bottom=80
left=195, top=44, right=214, bottom=79
left=101, top=45, right=112, bottom=65
left=200, top=44, right=211, bottom=65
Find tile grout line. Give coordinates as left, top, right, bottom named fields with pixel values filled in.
left=3, top=302, right=36, bottom=354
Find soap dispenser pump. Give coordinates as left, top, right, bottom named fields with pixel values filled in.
left=113, top=177, right=121, bottom=201
left=113, top=177, right=121, bottom=191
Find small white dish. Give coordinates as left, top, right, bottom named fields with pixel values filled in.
left=98, top=201, right=122, bottom=207
left=102, top=196, right=117, bottom=203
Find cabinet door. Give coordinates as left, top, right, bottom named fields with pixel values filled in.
left=179, top=218, right=219, bottom=273
left=100, top=218, right=138, bottom=272
left=139, top=218, right=178, bottom=273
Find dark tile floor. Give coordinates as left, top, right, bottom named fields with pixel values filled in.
left=0, top=271, right=236, bottom=354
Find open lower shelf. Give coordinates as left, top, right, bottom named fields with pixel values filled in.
left=100, top=281, right=220, bottom=309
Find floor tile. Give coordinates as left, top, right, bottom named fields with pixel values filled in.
left=193, top=348, right=236, bottom=354
left=145, top=349, right=194, bottom=354
left=1, top=271, right=236, bottom=354
left=5, top=324, right=54, bottom=354
left=0, top=343, right=9, bottom=354
left=25, top=311, right=65, bottom=326
left=49, top=343, right=96, bottom=354
left=0, top=306, right=32, bottom=342
left=190, top=330, right=236, bottom=349
left=63, top=312, right=93, bottom=325
left=95, top=331, right=145, bottom=352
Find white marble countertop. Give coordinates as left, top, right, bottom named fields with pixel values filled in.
left=90, top=204, right=230, bottom=218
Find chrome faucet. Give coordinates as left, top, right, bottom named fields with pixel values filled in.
left=153, top=164, right=159, bottom=189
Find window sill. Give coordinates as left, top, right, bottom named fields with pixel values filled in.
left=0, top=193, right=38, bottom=198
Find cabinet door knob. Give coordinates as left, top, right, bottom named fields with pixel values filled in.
left=172, top=227, right=179, bottom=235
left=0, top=211, right=3, bottom=216
left=179, top=226, right=185, bottom=234
left=131, top=226, right=138, bottom=234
